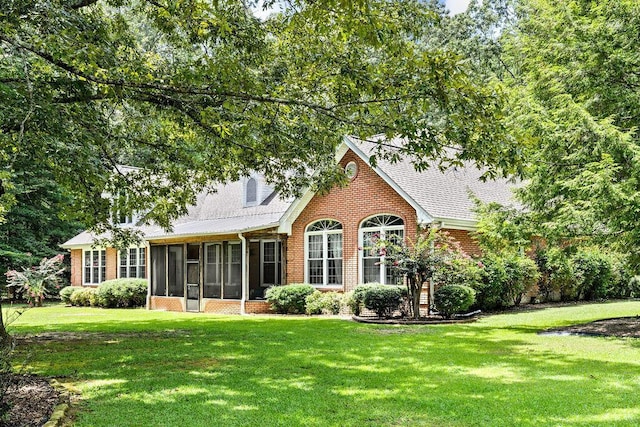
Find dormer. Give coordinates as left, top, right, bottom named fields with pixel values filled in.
left=243, top=174, right=274, bottom=207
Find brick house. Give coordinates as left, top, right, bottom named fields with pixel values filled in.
left=61, top=136, right=514, bottom=314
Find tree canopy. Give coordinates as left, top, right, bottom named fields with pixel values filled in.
left=0, top=0, right=518, bottom=242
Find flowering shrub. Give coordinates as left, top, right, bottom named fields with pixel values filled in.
left=5, top=254, right=65, bottom=307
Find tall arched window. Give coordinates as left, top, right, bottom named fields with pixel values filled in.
left=305, top=220, right=343, bottom=286
left=360, top=214, right=404, bottom=284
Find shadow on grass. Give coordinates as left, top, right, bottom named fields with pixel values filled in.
left=10, top=306, right=640, bottom=427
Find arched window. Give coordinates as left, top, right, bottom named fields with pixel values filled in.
left=246, top=178, right=257, bottom=204
left=305, top=220, right=343, bottom=286
left=359, top=214, right=404, bottom=284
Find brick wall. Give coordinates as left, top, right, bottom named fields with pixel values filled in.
left=444, top=229, right=481, bottom=257
left=203, top=299, right=241, bottom=314
left=288, top=150, right=419, bottom=292
left=150, top=296, right=185, bottom=312
left=105, top=247, right=118, bottom=281
left=244, top=301, right=273, bottom=314
left=70, top=249, right=82, bottom=286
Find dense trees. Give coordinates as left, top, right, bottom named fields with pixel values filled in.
left=0, top=0, right=517, bottom=247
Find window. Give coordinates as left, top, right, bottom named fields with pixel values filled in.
left=305, top=220, right=343, bottom=286
left=119, top=248, right=146, bottom=279
left=246, top=178, right=257, bottom=205
left=225, top=243, right=242, bottom=299
left=84, top=249, right=106, bottom=284
left=261, top=241, right=282, bottom=286
left=360, top=215, right=404, bottom=285
left=204, top=243, right=222, bottom=298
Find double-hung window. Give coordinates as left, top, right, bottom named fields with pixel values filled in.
left=119, top=248, right=146, bottom=279
left=305, top=220, right=343, bottom=286
left=360, top=215, right=404, bottom=285
left=84, top=249, right=106, bottom=284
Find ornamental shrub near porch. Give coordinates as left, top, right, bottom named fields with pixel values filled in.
left=266, top=284, right=315, bottom=314
left=434, top=285, right=476, bottom=319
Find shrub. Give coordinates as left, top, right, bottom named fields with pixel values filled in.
left=361, top=284, right=404, bottom=318
left=59, top=286, right=77, bottom=305
left=535, top=247, right=576, bottom=302
left=70, top=288, right=97, bottom=307
left=305, top=291, right=343, bottom=315
left=572, top=248, right=612, bottom=301
left=266, top=284, right=315, bottom=314
left=96, top=279, right=147, bottom=308
left=473, top=253, right=539, bottom=310
left=626, top=276, right=640, bottom=298
left=434, top=285, right=476, bottom=319
left=5, top=254, right=65, bottom=306
left=346, top=284, right=379, bottom=316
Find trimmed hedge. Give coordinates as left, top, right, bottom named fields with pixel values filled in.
left=96, top=279, right=147, bottom=308
left=59, top=286, right=76, bottom=304
left=266, top=284, right=315, bottom=314
left=349, top=283, right=404, bottom=318
left=434, top=285, right=476, bottom=319
left=305, top=291, right=343, bottom=315
left=70, top=288, right=98, bottom=307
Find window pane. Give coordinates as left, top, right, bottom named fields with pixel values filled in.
left=168, top=245, right=184, bottom=297
left=328, top=233, right=342, bottom=258
left=120, top=250, right=127, bottom=266
left=263, top=263, right=275, bottom=285
left=120, top=266, right=127, bottom=278
left=151, top=246, right=166, bottom=296
left=363, top=258, right=380, bottom=283
left=263, top=242, right=275, bottom=262
left=308, top=235, right=323, bottom=259
left=328, top=259, right=342, bottom=285
left=187, top=263, right=199, bottom=284
left=224, top=244, right=241, bottom=299
left=308, top=260, right=324, bottom=285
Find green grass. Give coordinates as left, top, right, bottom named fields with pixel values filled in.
left=6, top=301, right=640, bottom=426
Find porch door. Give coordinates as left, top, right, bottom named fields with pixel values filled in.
left=186, top=244, right=200, bottom=312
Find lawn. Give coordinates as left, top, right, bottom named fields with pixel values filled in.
left=6, top=301, right=640, bottom=426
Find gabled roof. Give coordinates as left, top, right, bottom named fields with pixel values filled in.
left=279, top=135, right=516, bottom=232
left=61, top=180, right=292, bottom=248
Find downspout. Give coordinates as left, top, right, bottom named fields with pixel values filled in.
left=145, top=242, right=151, bottom=310
left=239, top=233, right=247, bottom=315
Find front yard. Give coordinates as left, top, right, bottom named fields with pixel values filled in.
left=7, top=301, right=640, bottom=426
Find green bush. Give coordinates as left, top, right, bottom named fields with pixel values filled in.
left=59, top=286, right=77, bottom=304
left=434, top=285, right=476, bottom=319
left=626, top=276, right=640, bottom=298
left=346, top=284, right=379, bottom=316
left=96, top=279, right=147, bottom=308
left=361, top=284, right=404, bottom=318
left=266, top=284, right=315, bottom=314
left=305, top=291, right=343, bottom=315
left=572, top=248, right=612, bottom=301
left=605, top=253, right=634, bottom=298
left=70, top=288, right=97, bottom=307
left=535, top=247, right=576, bottom=302
left=473, top=253, right=539, bottom=310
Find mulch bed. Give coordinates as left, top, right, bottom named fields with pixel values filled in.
left=542, top=316, right=640, bottom=338
left=0, top=374, right=59, bottom=427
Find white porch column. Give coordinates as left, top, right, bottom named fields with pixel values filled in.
left=239, top=233, right=247, bottom=315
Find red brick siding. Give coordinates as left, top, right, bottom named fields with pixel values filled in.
left=203, top=299, right=241, bottom=314
left=150, top=296, right=184, bottom=312
left=244, top=301, right=273, bottom=314
left=70, top=249, right=82, bottom=286
left=288, top=150, right=419, bottom=292
left=444, top=229, right=481, bottom=257
left=105, top=248, right=118, bottom=281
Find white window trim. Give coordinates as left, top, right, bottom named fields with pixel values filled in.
left=260, top=240, right=282, bottom=287
left=117, top=247, right=146, bottom=279
left=358, top=215, right=404, bottom=285
left=83, top=248, right=106, bottom=285
left=304, top=220, right=343, bottom=288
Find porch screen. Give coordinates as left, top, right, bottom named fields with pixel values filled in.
left=167, top=245, right=184, bottom=297
left=151, top=246, right=166, bottom=296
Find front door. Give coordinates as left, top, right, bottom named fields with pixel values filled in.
left=186, top=244, right=200, bottom=312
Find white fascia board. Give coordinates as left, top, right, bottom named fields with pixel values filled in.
left=343, top=136, right=434, bottom=225
left=434, top=217, right=478, bottom=231
left=278, top=141, right=352, bottom=235
left=147, top=222, right=281, bottom=242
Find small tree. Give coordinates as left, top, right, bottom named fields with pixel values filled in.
left=377, top=228, right=463, bottom=319
left=5, top=254, right=65, bottom=307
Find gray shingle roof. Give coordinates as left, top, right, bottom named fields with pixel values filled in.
left=347, top=136, right=517, bottom=223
